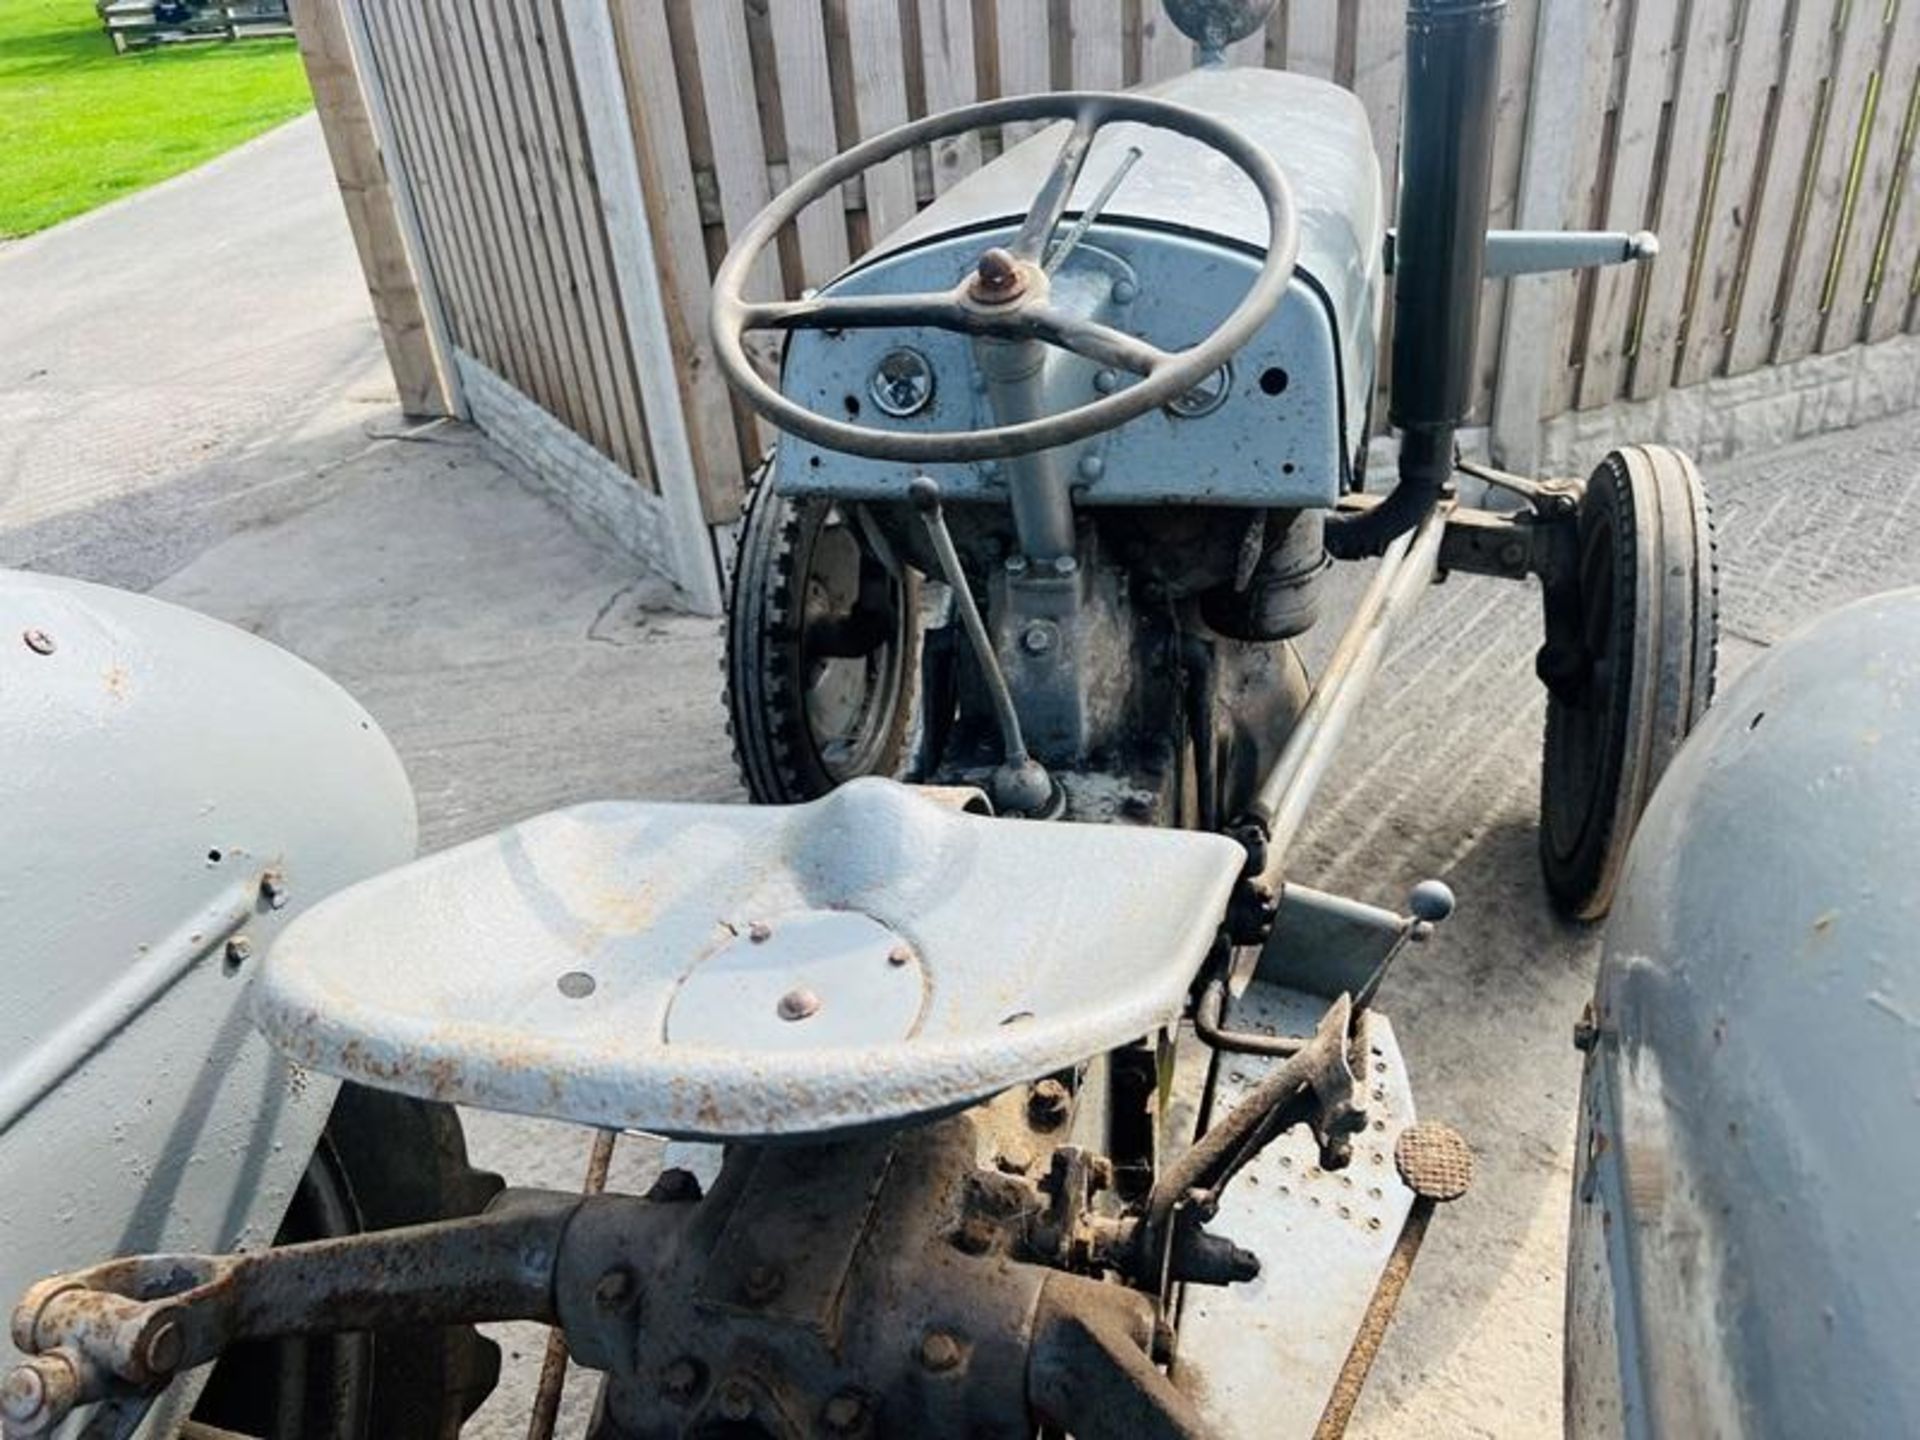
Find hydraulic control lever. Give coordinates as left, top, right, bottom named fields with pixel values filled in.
left=909, top=474, right=1055, bottom=814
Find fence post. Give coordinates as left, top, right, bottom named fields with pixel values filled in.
left=290, top=0, right=462, bottom=419
left=1488, top=0, right=1596, bottom=471
left=559, top=0, right=724, bottom=616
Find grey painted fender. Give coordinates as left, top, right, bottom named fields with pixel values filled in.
left=1567, top=587, right=1920, bottom=1439
left=0, top=570, right=415, bottom=1421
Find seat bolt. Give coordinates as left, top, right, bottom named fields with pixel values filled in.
left=1027, top=1078, right=1072, bottom=1131
left=659, top=1356, right=703, bottom=1403
left=822, top=1390, right=866, bottom=1433
left=777, top=989, right=821, bottom=1022
left=919, top=1330, right=963, bottom=1372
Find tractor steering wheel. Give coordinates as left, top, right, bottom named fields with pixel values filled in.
left=710, top=92, right=1299, bottom=464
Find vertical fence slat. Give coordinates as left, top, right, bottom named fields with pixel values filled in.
left=688, top=3, right=779, bottom=298
left=768, top=0, right=853, bottom=285
left=612, top=0, right=744, bottom=521
left=560, top=0, right=723, bottom=609
left=530, top=0, right=659, bottom=477
left=438, top=0, right=566, bottom=418
left=1576, top=0, right=1680, bottom=408
left=1774, top=0, right=1884, bottom=363
left=997, top=0, right=1053, bottom=142
left=1069, top=0, right=1127, bottom=88
left=840, top=0, right=917, bottom=243
left=1627, top=0, right=1739, bottom=400
left=1821, top=0, right=1920, bottom=349
left=488, top=0, right=625, bottom=471
left=1544, top=0, right=1624, bottom=417
left=1727, top=0, right=1844, bottom=371
left=1471, top=0, right=1539, bottom=421
left=1869, top=54, right=1920, bottom=338
left=360, top=2, right=483, bottom=362
left=1285, top=0, right=1339, bottom=78
left=1139, top=1, right=1190, bottom=82
left=1676, top=0, right=1791, bottom=385
left=916, top=0, right=983, bottom=191
left=395, top=0, right=537, bottom=395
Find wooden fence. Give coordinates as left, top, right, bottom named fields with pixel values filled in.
left=300, top=0, right=1920, bottom=609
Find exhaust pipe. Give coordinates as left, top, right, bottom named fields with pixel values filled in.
left=1326, top=0, right=1506, bottom=559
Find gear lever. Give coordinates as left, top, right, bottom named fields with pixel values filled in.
left=909, top=475, right=1054, bottom=815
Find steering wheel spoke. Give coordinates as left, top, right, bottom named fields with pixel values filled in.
left=1019, top=305, right=1170, bottom=377
left=743, top=290, right=964, bottom=334
left=1010, top=109, right=1103, bottom=263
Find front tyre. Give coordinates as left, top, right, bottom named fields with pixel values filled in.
left=1538, top=445, right=1718, bottom=920
left=725, top=456, right=919, bottom=803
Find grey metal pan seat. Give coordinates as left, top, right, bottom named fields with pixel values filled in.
left=253, top=778, right=1243, bottom=1140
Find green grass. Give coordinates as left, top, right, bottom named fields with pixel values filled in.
left=0, top=0, right=313, bottom=238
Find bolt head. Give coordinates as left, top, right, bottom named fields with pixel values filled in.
left=1110, top=278, right=1138, bottom=304
left=659, top=1356, right=703, bottom=1403
left=743, top=1262, right=784, bottom=1302
left=822, top=1390, right=866, bottom=1432
left=919, top=1330, right=963, bottom=1372
left=716, top=1380, right=755, bottom=1420
left=21, top=628, right=55, bottom=656
left=1020, top=620, right=1056, bottom=655
left=593, top=1266, right=634, bottom=1310
left=1076, top=453, right=1105, bottom=480
left=1093, top=368, right=1120, bottom=394
left=887, top=944, right=913, bottom=967
left=776, top=988, right=821, bottom=1022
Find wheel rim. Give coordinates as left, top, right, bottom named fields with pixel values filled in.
left=800, top=505, right=910, bottom=780
left=1543, top=495, right=1623, bottom=867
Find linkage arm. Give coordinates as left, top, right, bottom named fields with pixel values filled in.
left=3, top=1192, right=580, bottom=1438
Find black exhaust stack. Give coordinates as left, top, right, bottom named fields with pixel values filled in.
left=1325, top=0, right=1506, bottom=559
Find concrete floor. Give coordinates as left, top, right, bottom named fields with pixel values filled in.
left=9, top=115, right=1920, bottom=1438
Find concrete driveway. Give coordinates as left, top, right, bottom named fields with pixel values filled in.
left=8, top=109, right=1920, bottom=1438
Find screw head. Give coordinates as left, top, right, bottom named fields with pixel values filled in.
left=919, top=1330, right=963, bottom=1372
left=748, top=920, right=773, bottom=943
left=1110, top=278, right=1138, bottom=304
left=777, top=988, right=821, bottom=1022
left=1093, top=368, right=1120, bottom=394
left=21, top=628, right=55, bottom=656
left=1020, top=620, right=1057, bottom=655
left=887, top=945, right=913, bottom=967
left=224, top=936, right=253, bottom=970
left=1076, top=453, right=1105, bottom=480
